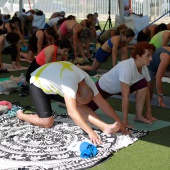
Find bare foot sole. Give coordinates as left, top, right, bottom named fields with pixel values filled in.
left=103, top=122, right=120, bottom=135
left=10, top=75, right=21, bottom=83
left=16, top=110, right=25, bottom=120
left=134, top=116, right=152, bottom=124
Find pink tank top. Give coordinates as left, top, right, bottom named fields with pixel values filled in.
left=36, top=45, right=58, bottom=66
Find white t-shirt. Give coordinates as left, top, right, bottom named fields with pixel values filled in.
left=30, top=61, right=99, bottom=99
left=99, top=58, right=150, bottom=94
left=47, top=16, right=63, bottom=27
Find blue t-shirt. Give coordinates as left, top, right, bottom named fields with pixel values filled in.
left=148, top=47, right=170, bottom=72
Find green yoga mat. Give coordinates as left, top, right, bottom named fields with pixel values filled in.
left=0, top=77, right=9, bottom=82
left=51, top=102, right=170, bottom=132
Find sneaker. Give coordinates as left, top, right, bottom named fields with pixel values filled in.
left=19, top=84, right=29, bottom=97
left=89, top=70, right=97, bottom=76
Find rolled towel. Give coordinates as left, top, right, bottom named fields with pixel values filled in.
left=80, top=141, right=98, bottom=158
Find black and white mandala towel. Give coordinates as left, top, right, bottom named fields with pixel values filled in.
left=0, top=114, right=148, bottom=170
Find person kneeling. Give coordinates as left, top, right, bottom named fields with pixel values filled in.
left=17, top=61, right=129, bottom=145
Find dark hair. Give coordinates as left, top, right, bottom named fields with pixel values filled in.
left=6, top=32, right=20, bottom=44
left=6, top=14, right=11, bottom=20
left=45, top=27, right=58, bottom=40
left=79, top=28, right=91, bottom=39
left=46, top=27, right=56, bottom=36
left=67, top=15, right=76, bottom=20
left=56, top=18, right=67, bottom=27
left=86, top=13, right=94, bottom=19
left=131, top=41, right=156, bottom=59
left=10, top=17, right=19, bottom=23
left=55, top=39, right=72, bottom=50
left=157, top=23, right=167, bottom=32
left=120, top=28, right=135, bottom=37
left=94, top=12, right=98, bottom=16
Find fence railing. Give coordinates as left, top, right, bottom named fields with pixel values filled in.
left=0, top=0, right=170, bottom=22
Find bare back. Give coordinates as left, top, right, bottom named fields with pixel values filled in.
left=65, top=20, right=83, bottom=33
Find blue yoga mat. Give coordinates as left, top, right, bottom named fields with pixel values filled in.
left=112, top=93, right=170, bottom=109
left=51, top=103, right=170, bottom=132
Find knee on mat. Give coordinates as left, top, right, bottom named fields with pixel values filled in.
left=40, top=117, right=54, bottom=128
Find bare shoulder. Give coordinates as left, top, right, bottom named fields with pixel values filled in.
left=36, top=30, right=44, bottom=36
left=112, top=35, right=120, bottom=42
left=66, top=20, right=78, bottom=29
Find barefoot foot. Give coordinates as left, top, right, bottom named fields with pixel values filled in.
left=134, top=116, right=152, bottom=124
left=16, top=110, right=25, bottom=120
left=103, top=122, right=120, bottom=135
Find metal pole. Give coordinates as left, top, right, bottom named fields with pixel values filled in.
left=119, top=0, right=125, bottom=24
left=136, top=9, right=170, bottom=35
left=19, top=0, right=23, bottom=17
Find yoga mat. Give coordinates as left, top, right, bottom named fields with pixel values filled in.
left=0, top=111, right=147, bottom=169
left=0, top=77, right=9, bottom=82
left=51, top=103, right=170, bottom=132
left=112, top=93, right=170, bottom=109
left=3, top=63, right=28, bottom=71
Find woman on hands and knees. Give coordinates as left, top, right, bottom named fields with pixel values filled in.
left=88, top=42, right=157, bottom=127
left=147, top=46, right=170, bottom=107
left=78, top=28, right=135, bottom=76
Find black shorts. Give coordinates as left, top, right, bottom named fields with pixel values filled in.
left=29, top=83, right=65, bottom=118
left=87, top=78, right=147, bottom=111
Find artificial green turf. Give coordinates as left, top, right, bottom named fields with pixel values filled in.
left=0, top=45, right=170, bottom=170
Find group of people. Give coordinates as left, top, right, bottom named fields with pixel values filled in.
left=1, top=6, right=169, bottom=145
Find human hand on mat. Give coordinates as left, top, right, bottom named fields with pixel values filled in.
left=120, top=123, right=131, bottom=135
left=124, top=122, right=134, bottom=129
left=88, top=131, right=102, bottom=145
left=158, top=96, right=166, bottom=107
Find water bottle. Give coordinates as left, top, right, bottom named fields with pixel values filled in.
left=19, top=73, right=27, bottom=97
left=19, top=73, right=26, bottom=83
